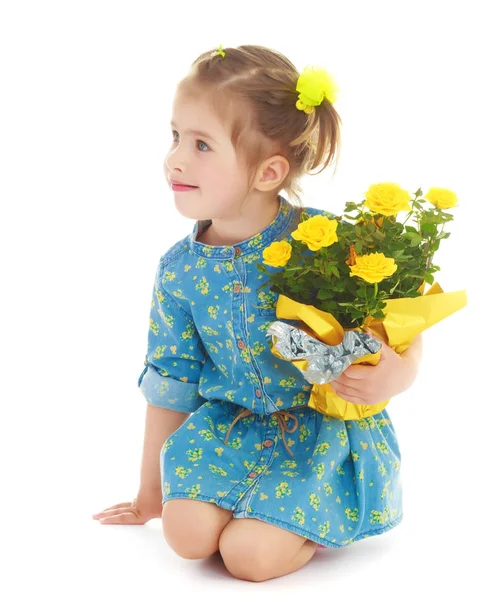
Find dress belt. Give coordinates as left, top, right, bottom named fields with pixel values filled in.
left=223, top=406, right=304, bottom=457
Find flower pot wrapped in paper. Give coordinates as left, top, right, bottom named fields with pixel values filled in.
left=266, top=283, right=466, bottom=419
left=257, top=183, right=468, bottom=420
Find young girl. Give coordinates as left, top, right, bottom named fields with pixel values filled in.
left=92, top=44, right=423, bottom=582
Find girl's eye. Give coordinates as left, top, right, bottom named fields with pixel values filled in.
left=197, top=140, right=210, bottom=152
left=171, top=130, right=210, bottom=152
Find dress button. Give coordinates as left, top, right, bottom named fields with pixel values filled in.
left=255, top=389, right=262, bottom=398
left=263, top=439, right=273, bottom=448
left=237, top=340, right=246, bottom=350
left=233, top=283, right=241, bottom=293
left=248, top=472, right=258, bottom=479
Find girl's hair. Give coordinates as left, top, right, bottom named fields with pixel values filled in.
left=177, top=44, right=342, bottom=207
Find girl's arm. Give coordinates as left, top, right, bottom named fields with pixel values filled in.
left=330, top=332, right=423, bottom=405
left=137, top=261, right=208, bottom=497
left=390, top=331, right=423, bottom=393
left=139, top=404, right=189, bottom=497
left=399, top=331, right=423, bottom=375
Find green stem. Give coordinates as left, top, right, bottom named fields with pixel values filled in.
left=400, top=209, right=415, bottom=227
left=363, top=282, right=370, bottom=318
left=372, top=282, right=380, bottom=317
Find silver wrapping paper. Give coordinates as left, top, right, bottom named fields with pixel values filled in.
left=266, top=321, right=382, bottom=385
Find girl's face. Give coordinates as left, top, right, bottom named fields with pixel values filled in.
left=164, top=90, right=252, bottom=221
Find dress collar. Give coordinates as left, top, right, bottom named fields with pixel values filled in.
left=188, top=195, right=299, bottom=259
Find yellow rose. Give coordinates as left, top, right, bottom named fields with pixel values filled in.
left=364, top=183, right=411, bottom=216
left=262, top=240, right=292, bottom=267
left=349, top=252, right=397, bottom=283
left=291, top=215, right=338, bottom=251
left=424, top=187, right=458, bottom=209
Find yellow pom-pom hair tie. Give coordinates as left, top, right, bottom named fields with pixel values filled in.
left=295, top=66, right=339, bottom=114
left=212, top=44, right=226, bottom=58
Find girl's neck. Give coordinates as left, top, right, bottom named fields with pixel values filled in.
left=197, top=194, right=281, bottom=247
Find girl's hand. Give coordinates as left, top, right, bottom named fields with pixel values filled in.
left=329, top=329, right=420, bottom=405
left=92, top=490, right=163, bottom=525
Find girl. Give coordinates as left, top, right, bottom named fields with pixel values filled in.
left=92, top=44, right=423, bottom=582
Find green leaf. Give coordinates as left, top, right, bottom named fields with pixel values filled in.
left=330, top=265, right=340, bottom=278
left=409, top=233, right=422, bottom=246
left=421, top=222, right=437, bottom=234
left=317, top=287, right=334, bottom=300
left=392, top=250, right=405, bottom=258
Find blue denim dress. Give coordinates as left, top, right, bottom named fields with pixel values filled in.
left=137, top=195, right=403, bottom=548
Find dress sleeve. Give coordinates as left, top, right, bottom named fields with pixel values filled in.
left=137, top=259, right=207, bottom=413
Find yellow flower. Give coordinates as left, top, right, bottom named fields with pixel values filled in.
left=424, top=187, right=458, bottom=209
left=364, top=183, right=411, bottom=216
left=296, top=66, right=339, bottom=114
left=291, top=215, right=338, bottom=251
left=349, top=252, right=397, bottom=283
left=262, top=240, right=292, bottom=268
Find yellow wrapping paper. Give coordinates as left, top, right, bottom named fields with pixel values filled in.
left=269, top=282, right=467, bottom=420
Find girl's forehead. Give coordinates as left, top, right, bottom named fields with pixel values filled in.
left=173, top=92, right=226, bottom=129
left=172, top=86, right=244, bottom=140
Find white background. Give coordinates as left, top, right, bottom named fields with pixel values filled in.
left=1, top=0, right=485, bottom=598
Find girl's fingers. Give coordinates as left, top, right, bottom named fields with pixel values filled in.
left=102, top=502, right=133, bottom=511
left=94, top=508, right=132, bottom=518
left=331, top=383, right=369, bottom=405
left=92, top=502, right=133, bottom=517
left=100, top=511, right=140, bottom=525
left=93, top=506, right=136, bottom=520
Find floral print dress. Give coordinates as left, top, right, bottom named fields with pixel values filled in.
left=137, top=195, right=403, bottom=548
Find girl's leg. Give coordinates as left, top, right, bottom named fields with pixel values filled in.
left=162, top=499, right=233, bottom=559
left=219, top=518, right=318, bottom=582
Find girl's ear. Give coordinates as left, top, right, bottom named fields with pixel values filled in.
left=253, top=155, right=290, bottom=192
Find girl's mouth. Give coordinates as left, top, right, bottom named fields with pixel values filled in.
left=172, top=184, right=198, bottom=192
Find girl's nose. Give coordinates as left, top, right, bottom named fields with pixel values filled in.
left=165, top=145, right=188, bottom=173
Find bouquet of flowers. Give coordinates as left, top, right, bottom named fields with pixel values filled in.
left=257, top=182, right=468, bottom=420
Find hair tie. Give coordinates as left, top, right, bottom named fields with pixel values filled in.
left=295, top=66, right=339, bottom=114
left=212, top=44, right=226, bottom=58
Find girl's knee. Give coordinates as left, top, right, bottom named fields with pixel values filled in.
left=162, top=499, right=232, bottom=560
left=219, top=523, right=278, bottom=581
left=219, top=519, right=315, bottom=582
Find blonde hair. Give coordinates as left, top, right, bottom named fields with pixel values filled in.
left=176, top=44, right=342, bottom=207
